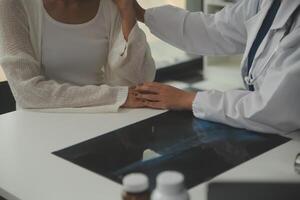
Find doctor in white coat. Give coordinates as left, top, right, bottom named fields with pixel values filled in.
left=133, top=0, right=300, bottom=135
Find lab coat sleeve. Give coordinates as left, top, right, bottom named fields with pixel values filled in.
left=144, top=0, right=254, bottom=55
left=192, top=45, right=300, bottom=135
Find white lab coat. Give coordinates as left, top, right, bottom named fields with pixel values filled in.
left=145, top=0, right=300, bottom=135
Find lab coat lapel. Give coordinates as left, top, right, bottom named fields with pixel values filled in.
left=241, top=0, right=300, bottom=77
left=241, top=1, right=272, bottom=72
left=271, top=0, right=300, bottom=30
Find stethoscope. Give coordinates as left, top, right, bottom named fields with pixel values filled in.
left=244, top=5, right=300, bottom=87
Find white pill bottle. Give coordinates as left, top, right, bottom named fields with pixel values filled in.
left=151, top=171, right=190, bottom=200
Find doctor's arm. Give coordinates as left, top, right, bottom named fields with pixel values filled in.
left=134, top=0, right=252, bottom=56
left=136, top=43, right=300, bottom=135
left=191, top=51, right=300, bottom=135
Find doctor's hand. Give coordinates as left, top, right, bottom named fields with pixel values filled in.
left=122, top=88, right=146, bottom=108
left=135, top=82, right=197, bottom=110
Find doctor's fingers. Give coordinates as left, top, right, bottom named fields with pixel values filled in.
left=122, top=92, right=146, bottom=108
left=135, top=83, right=162, bottom=94
left=143, top=101, right=168, bottom=110
left=136, top=93, right=161, bottom=101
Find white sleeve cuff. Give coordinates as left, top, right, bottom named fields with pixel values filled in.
left=192, top=91, right=211, bottom=119
left=114, top=86, right=129, bottom=110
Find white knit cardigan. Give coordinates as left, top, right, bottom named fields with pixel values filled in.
left=0, top=0, right=155, bottom=112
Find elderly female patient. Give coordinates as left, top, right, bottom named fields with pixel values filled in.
left=0, top=0, right=155, bottom=112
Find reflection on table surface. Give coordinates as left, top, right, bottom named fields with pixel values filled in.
left=54, top=111, right=289, bottom=189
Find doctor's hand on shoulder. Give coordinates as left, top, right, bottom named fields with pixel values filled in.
left=135, top=82, right=197, bottom=110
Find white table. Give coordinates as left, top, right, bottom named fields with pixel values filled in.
left=0, top=109, right=300, bottom=200
left=0, top=67, right=6, bottom=82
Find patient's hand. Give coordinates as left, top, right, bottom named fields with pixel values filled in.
left=122, top=87, right=146, bottom=108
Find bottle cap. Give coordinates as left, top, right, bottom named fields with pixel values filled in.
left=156, top=171, right=185, bottom=194
left=123, top=173, right=149, bottom=193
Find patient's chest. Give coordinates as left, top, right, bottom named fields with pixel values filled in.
left=42, top=3, right=109, bottom=86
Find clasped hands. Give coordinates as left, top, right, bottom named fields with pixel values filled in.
left=123, top=82, right=196, bottom=111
